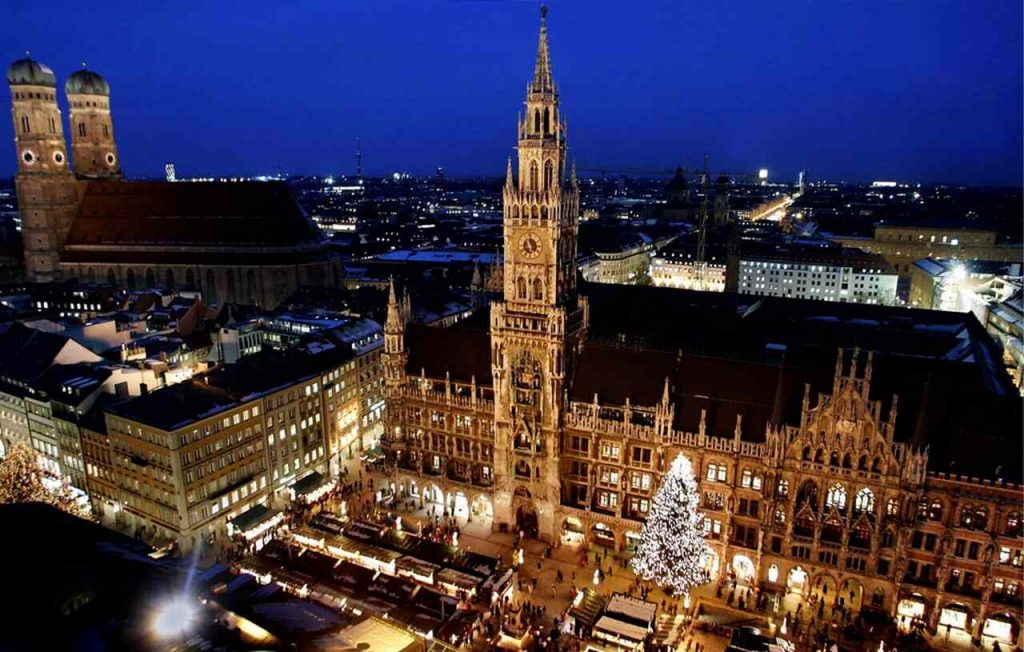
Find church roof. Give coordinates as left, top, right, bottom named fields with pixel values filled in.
left=65, top=69, right=110, bottom=96
left=6, top=57, right=56, bottom=87
left=61, top=181, right=327, bottom=264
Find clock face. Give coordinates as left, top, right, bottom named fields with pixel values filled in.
left=518, top=233, right=541, bottom=259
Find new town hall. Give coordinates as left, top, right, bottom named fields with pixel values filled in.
left=381, top=8, right=1024, bottom=646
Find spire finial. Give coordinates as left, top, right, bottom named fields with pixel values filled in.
left=531, top=5, right=554, bottom=93
left=25, top=50, right=31, bottom=59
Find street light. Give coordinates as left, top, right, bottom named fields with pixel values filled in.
left=152, top=597, right=197, bottom=639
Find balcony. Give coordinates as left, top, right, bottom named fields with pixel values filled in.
left=902, top=574, right=938, bottom=589
left=990, top=591, right=1021, bottom=606
left=945, top=583, right=982, bottom=599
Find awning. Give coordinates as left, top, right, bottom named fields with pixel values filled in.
left=289, top=472, right=332, bottom=502
left=228, top=504, right=283, bottom=540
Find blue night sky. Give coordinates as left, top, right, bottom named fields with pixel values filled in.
left=3, top=0, right=1022, bottom=185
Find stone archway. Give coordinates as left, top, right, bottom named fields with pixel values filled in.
left=590, top=522, right=616, bottom=550
left=787, top=566, right=809, bottom=594
left=560, top=517, right=585, bottom=547
left=731, top=554, right=756, bottom=583
left=839, top=578, right=865, bottom=613
left=515, top=502, right=538, bottom=539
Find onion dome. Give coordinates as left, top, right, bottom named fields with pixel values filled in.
left=65, top=68, right=110, bottom=96
left=6, top=57, right=56, bottom=87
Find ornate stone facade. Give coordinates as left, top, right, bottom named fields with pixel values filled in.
left=379, top=8, right=1023, bottom=645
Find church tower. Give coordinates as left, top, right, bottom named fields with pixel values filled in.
left=7, top=57, right=79, bottom=282
left=66, top=67, right=121, bottom=179
left=491, top=6, right=588, bottom=541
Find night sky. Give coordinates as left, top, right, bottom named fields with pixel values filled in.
left=3, top=0, right=1021, bottom=185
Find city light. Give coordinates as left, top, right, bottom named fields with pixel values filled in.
left=758, top=168, right=769, bottom=180
left=152, top=597, right=197, bottom=639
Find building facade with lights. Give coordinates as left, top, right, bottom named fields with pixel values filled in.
left=379, top=9, right=1024, bottom=646
left=6, top=59, right=338, bottom=308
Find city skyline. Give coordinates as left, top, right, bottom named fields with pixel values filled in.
left=3, top=0, right=1022, bottom=186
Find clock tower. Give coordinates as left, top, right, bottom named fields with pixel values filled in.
left=491, top=6, right=588, bottom=540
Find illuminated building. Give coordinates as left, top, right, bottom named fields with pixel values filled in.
left=378, top=9, right=1024, bottom=645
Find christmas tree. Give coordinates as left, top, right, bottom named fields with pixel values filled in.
left=0, top=441, right=87, bottom=517
left=630, top=453, right=710, bottom=594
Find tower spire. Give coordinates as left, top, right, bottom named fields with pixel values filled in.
left=532, top=5, right=554, bottom=93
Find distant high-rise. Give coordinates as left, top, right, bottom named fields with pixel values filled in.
left=712, top=173, right=731, bottom=226
left=165, top=163, right=176, bottom=182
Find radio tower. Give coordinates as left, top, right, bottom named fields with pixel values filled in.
left=355, top=138, right=363, bottom=181
left=695, top=154, right=711, bottom=291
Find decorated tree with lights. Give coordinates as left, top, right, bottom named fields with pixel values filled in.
left=630, top=453, right=710, bottom=595
left=0, top=441, right=86, bottom=517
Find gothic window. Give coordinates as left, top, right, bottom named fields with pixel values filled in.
left=533, top=109, right=540, bottom=133
left=543, top=108, right=550, bottom=134
left=125, top=269, right=136, bottom=290
left=532, top=278, right=543, bottom=301
left=858, top=454, right=868, bottom=470
left=960, top=505, right=976, bottom=528
left=842, top=453, right=853, bottom=469
left=854, top=487, right=875, bottom=514
left=871, top=457, right=882, bottom=472
left=512, top=205, right=519, bottom=219
left=886, top=497, right=899, bottom=517
left=801, top=446, right=811, bottom=461
left=532, top=205, right=539, bottom=218
left=102, top=124, right=109, bottom=138
left=85, top=268, right=96, bottom=284
left=825, top=483, right=847, bottom=511
left=796, top=480, right=818, bottom=509
left=544, top=160, right=554, bottom=190
left=814, top=449, right=824, bottom=463
left=829, top=451, right=840, bottom=467
left=541, top=205, right=548, bottom=219
left=186, top=269, right=196, bottom=289
left=850, top=522, right=871, bottom=548
left=48, top=117, right=55, bottom=133
left=106, top=267, right=116, bottom=286
left=20, top=116, right=29, bottom=133
left=794, top=511, right=815, bottom=537
left=529, top=162, right=539, bottom=191
left=776, top=479, right=789, bottom=497
left=145, top=268, right=156, bottom=288
left=1006, top=512, right=1022, bottom=537
left=78, top=122, right=86, bottom=138
left=773, top=509, right=786, bottom=526
left=822, top=515, right=842, bottom=542
left=881, top=528, right=896, bottom=548
left=205, top=269, right=216, bottom=296
left=226, top=269, right=236, bottom=302
left=164, top=269, right=175, bottom=290
left=973, top=506, right=989, bottom=531
left=517, top=277, right=527, bottom=300
left=928, top=499, right=943, bottom=521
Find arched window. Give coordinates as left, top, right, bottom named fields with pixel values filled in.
left=822, top=515, right=843, bottom=542
left=960, top=505, right=976, bottom=528
left=20, top=116, right=29, bottom=133
left=794, top=512, right=814, bottom=537
left=77, top=122, right=86, bottom=138
left=145, top=268, right=156, bottom=288
left=801, top=446, right=811, bottom=461
left=829, top=452, right=840, bottom=467
left=814, top=449, right=824, bottom=463
left=886, top=497, right=899, bottom=517
left=541, top=205, right=548, bottom=219
left=225, top=269, right=236, bottom=302
left=796, top=481, right=818, bottom=509
left=871, top=457, right=882, bottom=472
left=544, top=160, right=554, bottom=190
left=529, top=162, right=539, bottom=191
left=85, top=268, right=96, bottom=285
left=928, top=500, right=943, bottom=521
left=974, top=506, right=989, bottom=530
left=532, top=278, right=543, bottom=301
left=532, top=205, right=539, bottom=219
left=773, top=509, right=786, bottom=526
left=512, top=205, right=519, bottom=219
left=102, top=123, right=109, bottom=138
left=48, top=117, right=55, bottom=133
left=1006, top=512, right=1022, bottom=537
left=842, top=453, right=853, bottom=469
left=517, top=277, right=527, bottom=300
left=854, top=488, right=875, bottom=513
left=825, top=483, right=847, bottom=510
left=125, top=269, right=136, bottom=290
left=767, top=564, right=780, bottom=583
left=858, top=455, right=868, bottom=470
left=543, top=108, right=550, bottom=134
left=164, top=269, right=175, bottom=290
left=205, top=269, right=216, bottom=298
left=186, top=269, right=196, bottom=289
left=850, top=522, right=871, bottom=548
left=106, top=267, right=116, bottom=286
left=533, top=110, right=540, bottom=133
left=776, top=479, right=789, bottom=497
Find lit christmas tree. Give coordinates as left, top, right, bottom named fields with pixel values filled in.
left=630, top=453, right=710, bottom=595
left=0, top=441, right=86, bottom=517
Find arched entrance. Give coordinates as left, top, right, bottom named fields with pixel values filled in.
left=838, top=578, right=864, bottom=613
left=983, top=612, right=1019, bottom=646
left=590, top=522, right=616, bottom=549
left=732, top=554, right=756, bottom=583
left=811, top=573, right=837, bottom=604
left=470, top=494, right=493, bottom=526
left=938, top=602, right=972, bottom=633
left=703, top=549, right=720, bottom=582
left=560, top=517, right=585, bottom=547
left=452, top=491, right=469, bottom=521
left=515, top=502, right=538, bottom=539
left=787, top=566, right=809, bottom=594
